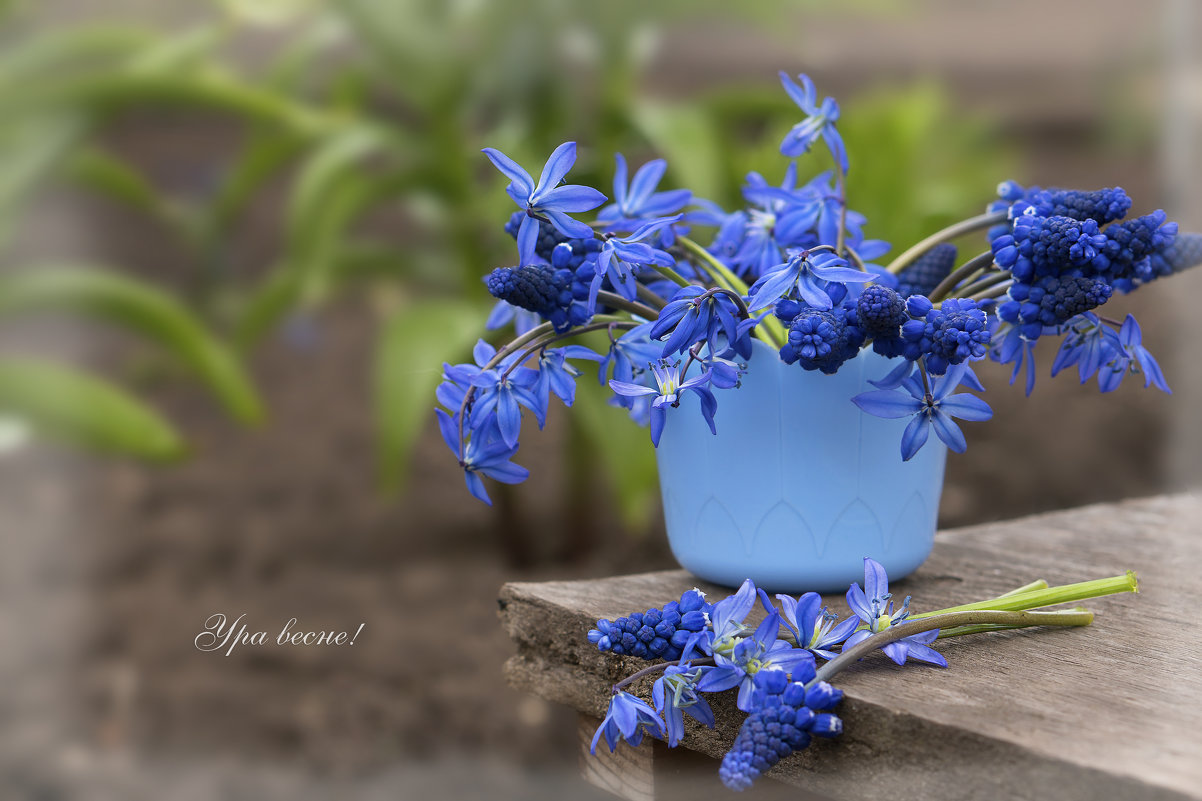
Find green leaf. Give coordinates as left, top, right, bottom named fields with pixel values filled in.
left=67, top=147, right=178, bottom=222
left=0, top=267, right=264, bottom=424
left=0, top=113, right=88, bottom=251
left=375, top=298, right=486, bottom=489
left=0, top=358, right=185, bottom=461
left=285, top=123, right=391, bottom=243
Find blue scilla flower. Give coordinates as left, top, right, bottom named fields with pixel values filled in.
left=482, top=142, right=607, bottom=266
left=652, top=664, right=715, bottom=747
left=895, top=243, right=958, bottom=298
left=1050, top=313, right=1123, bottom=385
left=597, top=322, right=660, bottom=387
left=433, top=410, right=529, bottom=505
left=534, top=346, right=602, bottom=409
left=775, top=592, right=859, bottom=660
left=998, top=274, right=1113, bottom=340
left=441, top=340, right=545, bottom=449
left=588, top=588, right=712, bottom=661
left=778, top=72, right=848, bottom=173
left=718, top=671, right=842, bottom=791
left=702, top=578, right=758, bottom=657
left=590, top=691, right=666, bottom=754
left=719, top=164, right=825, bottom=279
left=696, top=612, right=817, bottom=711
left=589, top=215, right=680, bottom=311
left=852, top=363, right=993, bottom=460
left=843, top=557, right=946, bottom=667
left=1097, top=314, right=1171, bottom=394
left=608, top=360, right=718, bottom=447
left=650, top=286, right=743, bottom=358
left=749, top=248, right=874, bottom=312
left=597, top=154, right=692, bottom=233
left=988, top=319, right=1038, bottom=397
left=900, top=296, right=991, bottom=375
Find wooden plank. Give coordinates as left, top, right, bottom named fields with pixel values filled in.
left=499, top=494, right=1202, bottom=801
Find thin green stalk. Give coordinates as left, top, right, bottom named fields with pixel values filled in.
left=885, top=211, right=1008, bottom=275
left=636, top=282, right=668, bottom=310
left=953, top=271, right=1011, bottom=298
left=913, top=571, right=1137, bottom=619
left=595, top=291, right=662, bottom=321
left=652, top=264, right=692, bottom=289
left=928, top=251, right=996, bottom=302
left=812, top=608, right=1095, bottom=685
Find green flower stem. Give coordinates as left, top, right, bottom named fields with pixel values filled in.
left=953, top=271, right=1012, bottom=299
left=652, top=264, right=693, bottom=289
left=612, top=657, right=716, bottom=693
left=811, top=608, right=1095, bottom=685
left=934, top=607, right=1090, bottom=639
left=675, top=236, right=787, bottom=349
left=595, top=291, right=663, bottom=321
left=912, top=571, right=1138, bottom=619
left=928, top=251, right=997, bottom=302
left=884, top=211, right=1009, bottom=276
left=636, top=283, right=668, bottom=310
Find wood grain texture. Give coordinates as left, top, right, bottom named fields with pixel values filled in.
left=499, top=494, right=1202, bottom=801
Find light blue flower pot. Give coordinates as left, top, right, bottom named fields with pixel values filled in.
left=655, top=339, right=947, bottom=593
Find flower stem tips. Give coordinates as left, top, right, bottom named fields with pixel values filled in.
left=586, top=558, right=1137, bottom=790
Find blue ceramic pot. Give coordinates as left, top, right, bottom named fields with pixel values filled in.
left=655, top=339, right=947, bottom=593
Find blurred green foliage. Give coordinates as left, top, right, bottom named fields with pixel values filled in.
left=0, top=1, right=1012, bottom=532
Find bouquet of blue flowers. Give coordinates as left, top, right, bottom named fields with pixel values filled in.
left=435, top=71, right=1200, bottom=503
left=586, top=557, right=1137, bottom=791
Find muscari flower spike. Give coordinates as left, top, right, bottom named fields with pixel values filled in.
left=719, top=669, right=843, bottom=791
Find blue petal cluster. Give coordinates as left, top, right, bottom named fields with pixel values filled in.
left=992, top=182, right=1132, bottom=225
left=856, top=284, right=908, bottom=339
left=998, top=275, right=1113, bottom=339
left=718, top=670, right=843, bottom=791
left=589, top=588, right=713, bottom=661
left=895, top=243, right=957, bottom=298
left=900, top=296, right=990, bottom=375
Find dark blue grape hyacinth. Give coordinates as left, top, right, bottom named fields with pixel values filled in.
left=1160, top=231, right=1202, bottom=275
left=1099, top=210, right=1178, bottom=284
left=895, top=242, right=957, bottom=298
left=589, top=588, right=712, bottom=661
left=719, top=670, right=843, bottom=791
left=992, top=182, right=1132, bottom=225
left=856, top=284, right=907, bottom=339
left=991, top=214, right=1108, bottom=284
left=901, top=296, right=990, bottom=374
left=998, top=275, right=1113, bottom=339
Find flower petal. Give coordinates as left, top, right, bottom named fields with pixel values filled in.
left=481, top=147, right=533, bottom=198
left=534, top=141, right=577, bottom=197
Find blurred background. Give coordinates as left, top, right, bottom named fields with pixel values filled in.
left=1, top=0, right=1199, bottom=798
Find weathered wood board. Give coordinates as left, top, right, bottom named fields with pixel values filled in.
left=499, top=494, right=1202, bottom=800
